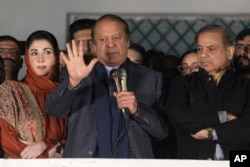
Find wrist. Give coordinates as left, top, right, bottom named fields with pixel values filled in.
left=206, top=127, right=214, bottom=140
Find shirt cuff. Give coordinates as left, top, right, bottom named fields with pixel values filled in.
left=218, top=110, right=227, bottom=123
left=213, top=129, right=218, bottom=140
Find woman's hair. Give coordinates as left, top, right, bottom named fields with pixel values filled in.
left=26, top=30, right=60, bottom=57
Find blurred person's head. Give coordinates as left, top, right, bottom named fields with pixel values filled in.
left=179, top=49, right=198, bottom=76
left=145, top=49, right=165, bottom=69
left=154, top=54, right=180, bottom=96
left=0, top=57, right=5, bottom=84
left=127, top=43, right=148, bottom=66
left=0, top=35, right=22, bottom=80
left=233, top=28, right=250, bottom=78
left=69, top=19, right=96, bottom=56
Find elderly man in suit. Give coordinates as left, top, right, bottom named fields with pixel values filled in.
left=45, top=14, right=168, bottom=158
left=167, top=25, right=250, bottom=160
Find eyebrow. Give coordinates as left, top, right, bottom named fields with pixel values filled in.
left=29, top=49, right=38, bottom=52
left=43, top=48, right=53, bottom=50
left=0, top=48, right=18, bottom=51
left=29, top=48, right=52, bottom=51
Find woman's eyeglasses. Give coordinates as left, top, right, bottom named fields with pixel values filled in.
left=178, top=62, right=199, bottom=75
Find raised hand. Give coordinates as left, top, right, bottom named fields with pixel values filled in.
left=61, top=40, right=98, bottom=88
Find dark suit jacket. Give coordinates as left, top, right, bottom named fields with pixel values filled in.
left=167, top=68, right=250, bottom=160
left=45, top=59, right=168, bottom=158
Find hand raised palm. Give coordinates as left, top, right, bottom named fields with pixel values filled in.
left=62, top=40, right=98, bottom=87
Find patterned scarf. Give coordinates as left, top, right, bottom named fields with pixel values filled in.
left=22, top=50, right=59, bottom=119
left=0, top=80, right=43, bottom=142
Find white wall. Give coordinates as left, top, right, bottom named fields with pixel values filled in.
left=1, top=0, right=250, bottom=49
left=0, top=158, right=229, bottom=167
left=0, top=0, right=249, bottom=79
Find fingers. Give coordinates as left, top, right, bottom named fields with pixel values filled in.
left=88, top=57, right=98, bottom=69
left=71, top=40, right=78, bottom=59
left=19, top=138, right=32, bottom=145
left=78, top=40, right=84, bottom=60
left=65, top=40, right=81, bottom=59
left=20, top=147, right=36, bottom=159
left=66, top=42, right=73, bottom=60
left=113, top=91, right=137, bottom=113
left=60, top=51, right=68, bottom=65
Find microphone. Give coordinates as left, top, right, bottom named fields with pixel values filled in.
left=111, top=68, right=129, bottom=119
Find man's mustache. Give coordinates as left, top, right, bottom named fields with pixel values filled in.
left=237, top=54, right=248, bottom=59
left=3, top=58, right=16, bottom=64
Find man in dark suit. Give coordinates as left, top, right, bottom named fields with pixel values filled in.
left=167, top=25, right=250, bottom=160
left=45, top=14, right=168, bottom=158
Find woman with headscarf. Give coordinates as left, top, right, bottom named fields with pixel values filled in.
left=0, top=30, right=67, bottom=158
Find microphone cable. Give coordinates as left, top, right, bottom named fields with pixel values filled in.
left=111, top=108, right=129, bottom=158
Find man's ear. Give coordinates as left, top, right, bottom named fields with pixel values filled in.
left=227, top=46, right=235, bottom=60
left=127, top=39, right=131, bottom=49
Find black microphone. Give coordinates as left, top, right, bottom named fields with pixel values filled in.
left=111, top=68, right=129, bottom=119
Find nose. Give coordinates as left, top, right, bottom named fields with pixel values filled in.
left=80, top=41, right=88, bottom=52
left=198, top=48, right=208, bottom=58
left=243, top=46, right=249, bottom=55
left=37, top=53, right=45, bottom=62
left=106, top=38, right=115, bottom=47
left=1, top=50, right=11, bottom=59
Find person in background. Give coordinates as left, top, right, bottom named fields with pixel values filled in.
left=178, top=49, right=198, bottom=76
left=233, top=28, right=250, bottom=79
left=69, top=18, right=96, bottom=64
left=0, top=56, right=4, bottom=158
left=153, top=54, right=180, bottom=159
left=167, top=25, right=250, bottom=160
left=0, top=37, right=26, bottom=158
left=0, top=30, right=67, bottom=159
left=0, top=35, right=23, bottom=81
left=21, top=30, right=67, bottom=158
left=46, top=14, right=167, bottom=158
left=127, top=43, right=149, bottom=66
left=145, top=49, right=165, bottom=69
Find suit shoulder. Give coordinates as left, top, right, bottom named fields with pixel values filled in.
left=134, top=64, right=161, bottom=75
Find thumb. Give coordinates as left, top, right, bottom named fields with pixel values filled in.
left=87, top=57, right=98, bottom=68
left=19, top=138, right=30, bottom=145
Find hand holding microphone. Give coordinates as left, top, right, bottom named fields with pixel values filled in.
left=111, top=68, right=138, bottom=118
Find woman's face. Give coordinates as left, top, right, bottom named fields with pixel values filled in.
left=28, top=39, right=56, bottom=77
left=127, top=49, right=143, bottom=64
